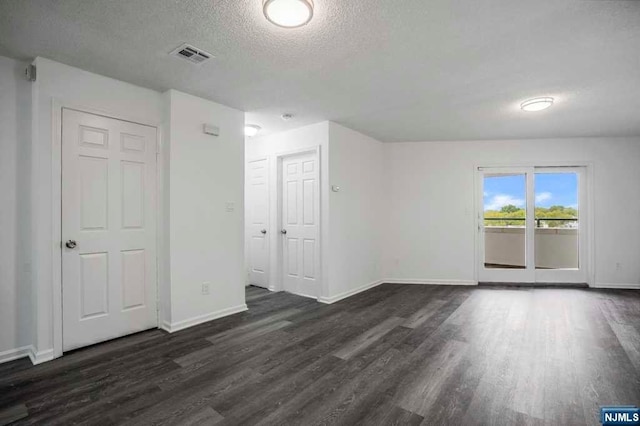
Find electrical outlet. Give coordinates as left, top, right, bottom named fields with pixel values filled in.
left=202, top=282, right=210, bottom=295
left=616, top=262, right=622, bottom=271
left=226, top=202, right=235, bottom=212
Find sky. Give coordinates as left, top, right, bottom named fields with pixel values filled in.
left=483, top=173, right=578, bottom=211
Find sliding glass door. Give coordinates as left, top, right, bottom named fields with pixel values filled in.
left=478, top=166, right=588, bottom=284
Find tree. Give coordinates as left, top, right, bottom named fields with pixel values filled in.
left=500, top=205, right=520, bottom=213
left=485, top=205, right=578, bottom=228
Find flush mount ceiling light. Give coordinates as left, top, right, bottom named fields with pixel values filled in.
left=520, top=97, right=554, bottom=112
left=263, top=0, right=314, bottom=28
left=245, top=124, right=262, bottom=137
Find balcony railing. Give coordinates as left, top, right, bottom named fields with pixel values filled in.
left=483, top=222, right=578, bottom=269
left=484, top=217, right=578, bottom=228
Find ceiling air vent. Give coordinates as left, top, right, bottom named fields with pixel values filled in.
left=169, top=43, right=214, bottom=65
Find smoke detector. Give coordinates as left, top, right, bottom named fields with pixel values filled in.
left=281, top=113, right=295, bottom=121
left=169, top=43, right=214, bottom=65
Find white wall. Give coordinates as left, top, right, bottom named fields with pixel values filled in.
left=246, top=122, right=331, bottom=297
left=0, top=56, right=32, bottom=361
left=164, top=90, right=246, bottom=330
left=326, top=122, right=385, bottom=300
left=383, top=138, right=640, bottom=288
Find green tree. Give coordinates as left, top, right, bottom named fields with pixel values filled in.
left=500, top=205, right=520, bottom=213
left=485, top=205, right=578, bottom=228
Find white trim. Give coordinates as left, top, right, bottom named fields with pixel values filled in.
left=51, top=100, right=163, bottom=361
left=384, top=279, right=478, bottom=286
left=28, top=347, right=55, bottom=365
left=591, top=283, right=640, bottom=290
left=318, top=280, right=384, bottom=304
left=0, top=345, right=56, bottom=365
left=160, top=304, right=248, bottom=333
left=287, top=291, right=319, bottom=300
left=0, top=346, right=32, bottom=364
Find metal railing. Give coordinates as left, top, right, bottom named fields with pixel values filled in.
left=484, top=217, right=578, bottom=227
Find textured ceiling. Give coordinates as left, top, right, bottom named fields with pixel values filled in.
left=1, top=0, right=639, bottom=142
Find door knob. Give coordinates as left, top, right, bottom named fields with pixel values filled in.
left=65, top=240, right=77, bottom=249
left=261, top=229, right=267, bottom=234
left=281, top=229, right=287, bottom=235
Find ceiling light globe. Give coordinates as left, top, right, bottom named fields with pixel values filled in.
left=245, top=125, right=262, bottom=137
left=263, top=0, right=314, bottom=28
left=520, top=97, right=554, bottom=112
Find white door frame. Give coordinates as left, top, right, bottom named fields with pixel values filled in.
left=51, top=100, right=163, bottom=359
left=474, top=161, right=595, bottom=286
left=273, top=146, right=323, bottom=297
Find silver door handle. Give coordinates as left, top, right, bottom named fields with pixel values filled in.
left=261, top=229, right=267, bottom=234
left=65, top=240, right=77, bottom=249
left=281, top=229, right=287, bottom=235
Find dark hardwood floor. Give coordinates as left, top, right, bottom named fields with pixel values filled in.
left=1, top=284, right=639, bottom=425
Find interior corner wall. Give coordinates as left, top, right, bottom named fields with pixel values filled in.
left=159, top=91, right=172, bottom=327
left=383, top=137, right=640, bottom=288
left=326, top=122, right=386, bottom=301
left=164, top=90, right=246, bottom=330
left=0, top=55, right=32, bottom=360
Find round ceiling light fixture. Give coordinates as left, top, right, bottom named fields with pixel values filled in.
left=245, top=124, right=262, bottom=137
left=520, top=97, right=554, bottom=112
left=263, top=0, right=314, bottom=28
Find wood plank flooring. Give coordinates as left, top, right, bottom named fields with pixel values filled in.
left=1, top=284, right=639, bottom=425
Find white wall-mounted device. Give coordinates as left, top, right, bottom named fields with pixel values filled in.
left=203, top=124, right=220, bottom=136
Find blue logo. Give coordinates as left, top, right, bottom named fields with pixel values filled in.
left=601, top=407, right=640, bottom=425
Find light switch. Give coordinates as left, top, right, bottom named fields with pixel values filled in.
left=226, top=202, right=235, bottom=212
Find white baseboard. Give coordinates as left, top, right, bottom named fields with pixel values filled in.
left=29, top=347, right=54, bottom=365
left=384, top=278, right=478, bottom=286
left=0, top=345, right=32, bottom=364
left=0, top=345, right=55, bottom=365
left=318, top=280, right=384, bottom=304
left=160, top=304, right=248, bottom=333
left=591, top=283, right=640, bottom=290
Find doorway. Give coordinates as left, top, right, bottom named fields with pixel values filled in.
left=477, top=166, right=589, bottom=284
left=246, top=158, right=269, bottom=289
left=61, top=108, right=158, bottom=351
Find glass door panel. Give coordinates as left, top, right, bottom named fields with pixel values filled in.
left=483, top=173, right=527, bottom=269
left=478, top=167, right=535, bottom=283
left=534, top=172, right=579, bottom=270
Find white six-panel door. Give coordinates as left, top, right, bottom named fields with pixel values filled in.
left=247, top=158, right=269, bottom=288
left=281, top=152, right=320, bottom=298
left=62, top=109, right=157, bottom=351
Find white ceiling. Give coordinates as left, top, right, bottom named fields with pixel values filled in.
left=1, top=0, right=639, bottom=142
